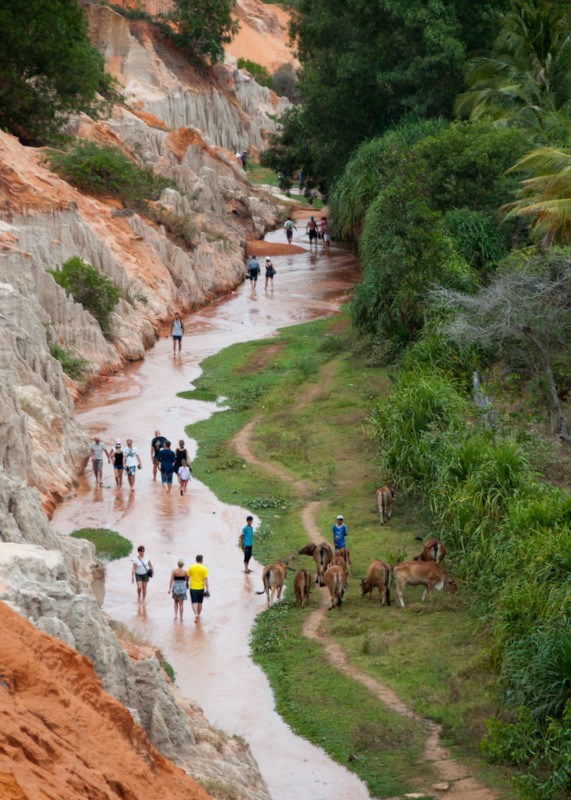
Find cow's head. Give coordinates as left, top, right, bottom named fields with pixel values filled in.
left=298, top=543, right=316, bottom=556
left=359, top=578, right=370, bottom=596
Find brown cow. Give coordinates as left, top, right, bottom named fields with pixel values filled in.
left=326, top=560, right=348, bottom=587
left=376, top=483, right=395, bottom=525
left=294, top=569, right=312, bottom=608
left=360, top=560, right=391, bottom=606
left=324, top=565, right=345, bottom=609
left=298, top=542, right=333, bottom=587
left=392, top=561, right=458, bottom=609
left=334, top=547, right=352, bottom=575
left=413, top=538, right=446, bottom=565
left=255, top=560, right=288, bottom=608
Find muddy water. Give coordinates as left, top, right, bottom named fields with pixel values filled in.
left=52, top=228, right=370, bottom=800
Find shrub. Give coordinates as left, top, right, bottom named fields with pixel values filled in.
left=271, top=63, right=300, bottom=103
left=50, top=257, right=120, bottom=336
left=70, top=528, right=132, bottom=560
left=50, top=341, right=89, bottom=381
left=237, top=58, right=273, bottom=89
left=47, top=141, right=172, bottom=210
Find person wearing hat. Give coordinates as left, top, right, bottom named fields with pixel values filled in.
left=332, top=514, right=348, bottom=550
left=264, top=257, right=276, bottom=291
left=112, top=440, right=125, bottom=488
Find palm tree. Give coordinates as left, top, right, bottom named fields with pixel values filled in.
left=455, top=0, right=571, bottom=142
left=502, top=146, right=571, bottom=249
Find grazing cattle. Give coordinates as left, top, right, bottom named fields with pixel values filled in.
left=294, top=569, right=312, bottom=608
left=360, top=560, right=391, bottom=606
left=414, top=538, right=446, bottom=565
left=324, top=565, right=345, bottom=610
left=255, top=560, right=288, bottom=607
left=392, top=561, right=458, bottom=609
left=334, top=547, right=352, bottom=575
left=376, top=483, right=395, bottom=525
left=327, top=560, right=348, bottom=587
left=298, top=541, right=333, bottom=587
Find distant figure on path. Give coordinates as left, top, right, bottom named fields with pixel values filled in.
left=264, top=257, right=276, bottom=291
left=132, top=545, right=153, bottom=602
left=124, top=438, right=142, bottom=491
left=174, top=439, right=189, bottom=487
left=90, top=436, right=110, bottom=487
left=284, top=216, right=296, bottom=244
left=157, top=440, right=176, bottom=493
left=240, top=515, right=255, bottom=573
left=168, top=559, right=189, bottom=621
left=187, top=555, right=209, bottom=623
left=332, top=514, right=348, bottom=550
left=322, top=221, right=331, bottom=254
left=172, top=312, right=184, bottom=355
left=178, top=459, right=192, bottom=495
left=306, top=216, right=318, bottom=249
left=240, top=150, right=248, bottom=169
left=112, top=440, right=124, bottom=487
left=247, top=256, right=261, bottom=289
left=151, top=430, right=167, bottom=481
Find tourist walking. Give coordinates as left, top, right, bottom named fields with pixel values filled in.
left=306, top=216, right=318, bottom=248
left=284, top=216, right=296, bottom=244
left=178, top=459, right=192, bottom=495
left=187, top=555, right=209, bottom=623
left=174, top=439, right=189, bottom=486
left=132, top=545, right=153, bottom=602
left=264, top=257, right=276, bottom=291
left=150, top=430, right=167, bottom=481
left=240, top=515, right=255, bottom=573
left=90, top=436, right=110, bottom=487
left=157, top=440, right=176, bottom=493
left=247, top=255, right=261, bottom=289
left=124, top=439, right=142, bottom=491
left=168, top=559, right=189, bottom=621
left=322, top=221, right=331, bottom=254
left=172, top=312, right=184, bottom=355
left=332, top=514, right=348, bottom=550
left=112, top=440, right=125, bottom=487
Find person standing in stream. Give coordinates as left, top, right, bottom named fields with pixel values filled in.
left=90, top=436, right=110, bottom=487
left=132, top=545, right=153, bottom=602
left=168, top=559, right=189, bottom=621
left=247, top=255, right=261, bottom=290
left=172, top=312, right=184, bottom=355
left=150, top=430, right=167, bottom=481
left=123, top=439, right=142, bottom=491
left=156, top=440, right=176, bottom=493
left=187, top=555, right=209, bottom=623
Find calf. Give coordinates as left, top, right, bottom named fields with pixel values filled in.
left=298, top=541, right=333, bottom=587
left=392, top=560, right=458, bottom=609
left=413, top=538, right=446, bottom=565
left=256, top=560, right=288, bottom=608
left=376, top=483, right=395, bottom=525
left=293, top=569, right=312, bottom=608
left=360, top=560, right=391, bottom=606
left=324, top=565, right=345, bottom=610
left=334, top=547, right=352, bottom=575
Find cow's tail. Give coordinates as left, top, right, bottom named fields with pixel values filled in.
left=255, top=571, right=271, bottom=595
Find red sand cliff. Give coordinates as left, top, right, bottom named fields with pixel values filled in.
left=0, top=602, right=211, bottom=800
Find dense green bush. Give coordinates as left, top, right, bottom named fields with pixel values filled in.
left=237, top=58, right=273, bottom=89
left=442, top=209, right=511, bottom=272
left=50, top=341, right=89, bottom=381
left=48, top=141, right=172, bottom=209
left=50, top=257, right=120, bottom=336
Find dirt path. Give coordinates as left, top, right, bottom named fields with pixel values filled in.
left=232, top=360, right=498, bottom=800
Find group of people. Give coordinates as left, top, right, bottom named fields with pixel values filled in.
left=89, top=431, right=192, bottom=495
left=283, top=215, right=330, bottom=253
left=247, top=255, right=276, bottom=290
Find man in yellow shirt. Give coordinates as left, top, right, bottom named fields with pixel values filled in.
left=187, top=555, right=209, bottom=623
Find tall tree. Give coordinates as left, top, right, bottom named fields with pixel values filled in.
left=0, top=0, right=112, bottom=142
left=167, top=0, right=239, bottom=65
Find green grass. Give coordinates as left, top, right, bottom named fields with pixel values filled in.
left=183, top=316, right=515, bottom=797
left=70, top=528, right=132, bottom=560
left=246, top=162, right=280, bottom=188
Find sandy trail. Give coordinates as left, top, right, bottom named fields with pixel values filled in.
left=231, top=361, right=498, bottom=800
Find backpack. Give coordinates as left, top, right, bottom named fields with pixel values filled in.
left=284, top=220, right=293, bottom=231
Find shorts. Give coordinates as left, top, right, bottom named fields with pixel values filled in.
left=180, top=479, right=189, bottom=488
left=308, top=229, right=317, bottom=240
left=248, top=273, right=258, bottom=282
left=125, top=465, right=137, bottom=476
left=135, top=573, right=149, bottom=583
left=114, top=465, right=123, bottom=471
left=172, top=335, right=182, bottom=341
left=190, top=589, right=204, bottom=603
left=92, top=458, right=103, bottom=469
left=161, top=469, right=174, bottom=485
left=243, top=545, right=253, bottom=563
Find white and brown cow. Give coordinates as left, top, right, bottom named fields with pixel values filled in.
left=413, top=538, right=446, bottom=565
left=324, top=565, right=346, bottom=610
left=376, top=483, right=395, bottom=525
left=293, top=569, right=312, bottom=608
left=360, top=560, right=391, bottom=606
left=392, top=560, right=458, bottom=609
left=298, top=542, right=333, bottom=587
left=334, top=547, right=352, bottom=575
left=256, top=560, right=289, bottom=608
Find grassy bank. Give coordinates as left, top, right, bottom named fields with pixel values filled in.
left=183, top=316, right=513, bottom=798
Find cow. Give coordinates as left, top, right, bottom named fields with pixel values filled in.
left=334, top=547, right=352, bottom=575
left=359, top=560, right=391, bottom=606
left=298, top=542, right=333, bottom=587
left=327, top=560, right=348, bottom=587
left=324, top=565, right=345, bottom=609
left=392, top=561, right=458, bottom=609
left=293, top=569, right=312, bottom=608
left=413, top=538, right=446, bottom=565
left=376, top=483, right=395, bottom=525
left=255, top=560, right=288, bottom=608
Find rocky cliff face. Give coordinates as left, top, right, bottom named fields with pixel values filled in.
left=0, top=2, right=288, bottom=797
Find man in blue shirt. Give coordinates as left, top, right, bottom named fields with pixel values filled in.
left=240, top=515, right=255, bottom=573
left=332, top=514, right=348, bottom=550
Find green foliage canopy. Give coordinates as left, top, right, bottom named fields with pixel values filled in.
left=167, top=0, right=239, bottom=65
left=0, top=0, right=112, bottom=141
left=51, top=256, right=120, bottom=336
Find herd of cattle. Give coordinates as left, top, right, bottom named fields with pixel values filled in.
left=256, top=484, right=458, bottom=610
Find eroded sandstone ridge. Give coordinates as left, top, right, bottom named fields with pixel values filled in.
left=0, top=3, right=289, bottom=798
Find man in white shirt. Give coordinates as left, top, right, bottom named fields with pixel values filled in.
left=90, top=436, right=110, bottom=487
